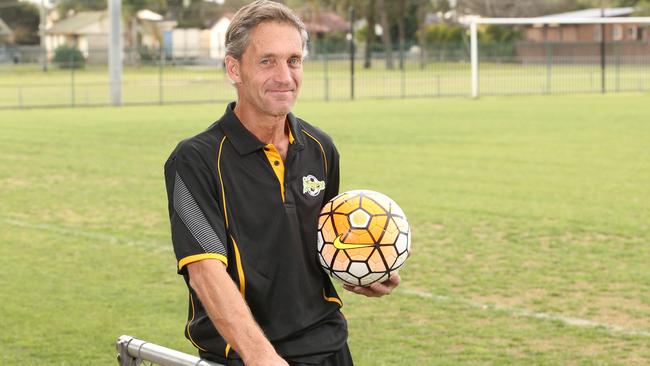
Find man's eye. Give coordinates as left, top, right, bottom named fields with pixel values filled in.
left=289, top=58, right=302, bottom=66
left=260, top=59, right=270, bottom=65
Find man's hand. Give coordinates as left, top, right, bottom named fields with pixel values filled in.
left=247, top=353, right=288, bottom=366
left=342, top=272, right=401, bottom=297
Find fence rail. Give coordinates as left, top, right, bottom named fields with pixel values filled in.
left=116, top=335, right=223, bottom=366
left=1, top=41, right=649, bottom=109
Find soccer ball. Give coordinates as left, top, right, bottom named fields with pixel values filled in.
left=317, top=190, right=411, bottom=286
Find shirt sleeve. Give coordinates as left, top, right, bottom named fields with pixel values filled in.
left=165, top=143, right=228, bottom=273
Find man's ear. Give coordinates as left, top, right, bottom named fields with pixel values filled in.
left=225, top=55, right=241, bottom=84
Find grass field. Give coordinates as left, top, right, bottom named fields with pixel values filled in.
left=1, top=94, right=650, bottom=365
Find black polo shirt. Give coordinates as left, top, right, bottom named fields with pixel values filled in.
left=164, top=102, right=346, bottom=364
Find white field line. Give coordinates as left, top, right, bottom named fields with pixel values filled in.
left=5, top=217, right=650, bottom=338
left=3, top=218, right=171, bottom=254
left=401, top=288, right=650, bottom=338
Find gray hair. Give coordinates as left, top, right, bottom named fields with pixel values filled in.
left=225, top=0, right=309, bottom=60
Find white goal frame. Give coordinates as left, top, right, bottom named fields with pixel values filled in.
left=468, top=16, right=650, bottom=98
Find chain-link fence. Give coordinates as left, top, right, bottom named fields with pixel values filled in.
left=1, top=40, right=649, bottom=109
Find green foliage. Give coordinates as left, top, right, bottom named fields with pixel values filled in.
left=57, top=0, right=167, bottom=17
left=420, top=23, right=464, bottom=44
left=53, top=45, right=85, bottom=69
left=138, top=45, right=159, bottom=62
left=479, top=24, right=523, bottom=44
left=318, top=31, right=349, bottom=53
left=57, top=0, right=106, bottom=13
left=0, top=2, right=40, bottom=44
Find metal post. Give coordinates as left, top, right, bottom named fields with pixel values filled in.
left=615, top=43, right=620, bottom=92
left=545, top=41, right=552, bottom=94
left=116, top=335, right=222, bottom=366
left=159, top=45, right=164, bottom=104
left=40, top=0, right=48, bottom=72
left=348, top=6, right=355, bottom=100
left=401, top=62, right=406, bottom=98
left=600, top=7, right=606, bottom=94
left=109, top=0, right=123, bottom=106
left=323, top=41, right=329, bottom=102
left=470, top=21, right=479, bottom=98
left=70, top=53, right=75, bottom=106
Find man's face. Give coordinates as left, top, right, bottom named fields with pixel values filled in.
left=229, top=21, right=303, bottom=117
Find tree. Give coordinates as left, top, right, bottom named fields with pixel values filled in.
left=0, top=1, right=40, bottom=44
left=396, top=0, right=406, bottom=69
left=364, top=0, right=376, bottom=68
left=57, top=0, right=106, bottom=14
left=375, top=0, right=394, bottom=69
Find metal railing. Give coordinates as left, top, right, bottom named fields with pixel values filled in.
left=116, top=335, right=223, bottom=366
left=1, top=41, right=649, bottom=109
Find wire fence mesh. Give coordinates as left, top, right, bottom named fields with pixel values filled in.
left=1, top=40, right=649, bottom=109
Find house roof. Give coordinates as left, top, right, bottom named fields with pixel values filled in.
left=137, top=9, right=163, bottom=21
left=536, top=7, right=635, bottom=20
left=205, top=12, right=235, bottom=28
left=0, top=17, right=13, bottom=37
left=299, top=10, right=349, bottom=33
left=47, top=11, right=106, bottom=34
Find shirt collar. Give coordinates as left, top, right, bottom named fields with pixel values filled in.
left=219, top=102, right=304, bottom=155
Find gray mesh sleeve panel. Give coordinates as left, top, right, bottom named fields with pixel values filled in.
left=173, top=172, right=227, bottom=256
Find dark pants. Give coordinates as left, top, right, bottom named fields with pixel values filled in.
left=223, top=343, right=353, bottom=366
left=299, top=343, right=353, bottom=366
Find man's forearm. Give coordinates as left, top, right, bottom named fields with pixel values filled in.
left=187, top=259, right=287, bottom=366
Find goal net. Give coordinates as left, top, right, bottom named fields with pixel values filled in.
left=116, top=335, right=223, bottom=366
left=466, top=15, right=650, bottom=97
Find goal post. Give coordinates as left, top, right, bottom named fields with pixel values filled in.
left=467, top=16, right=650, bottom=98
left=116, top=335, right=224, bottom=366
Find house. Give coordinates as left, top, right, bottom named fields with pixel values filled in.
left=0, top=17, right=14, bottom=44
left=300, top=9, right=349, bottom=36
left=299, top=9, right=349, bottom=54
left=517, top=7, right=650, bottom=63
left=162, top=9, right=349, bottom=63
left=166, top=27, right=204, bottom=60
left=206, top=12, right=234, bottom=60
left=137, top=9, right=177, bottom=52
left=523, top=8, right=645, bottom=43
left=45, top=11, right=124, bottom=63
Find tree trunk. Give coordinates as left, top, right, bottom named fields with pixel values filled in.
left=397, top=0, right=406, bottom=70
left=417, top=0, right=428, bottom=70
left=375, top=0, right=394, bottom=70
left=364, top=0, right=375, bottom=69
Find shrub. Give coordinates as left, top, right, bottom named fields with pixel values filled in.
left=53, top=45, right=85, bottom=69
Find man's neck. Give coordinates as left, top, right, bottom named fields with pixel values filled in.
left=233, top=101, right=288, bottom=146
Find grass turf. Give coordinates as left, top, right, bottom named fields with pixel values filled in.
left=1, top=95, right=649, bottom=365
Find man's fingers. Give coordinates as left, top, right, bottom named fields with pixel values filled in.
left=385, top=272, right=401, bottom=288
left=343, top=284, right=383, bottom=297
left=342, top=272, right=401, bottom=297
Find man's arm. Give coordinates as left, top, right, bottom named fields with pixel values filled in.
left=187, top=259, right=288, bottom=366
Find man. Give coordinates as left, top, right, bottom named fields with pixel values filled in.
left=164, top=1, right=399, bottom=365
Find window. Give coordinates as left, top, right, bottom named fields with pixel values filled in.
left=593, top=25, right=602, bottom=41
left=613, top=24, right=623, bottom=41
left=627, top=26, right=637, bottom=40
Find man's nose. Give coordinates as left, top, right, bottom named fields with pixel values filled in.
left=273, top=61, right=292, bottom=84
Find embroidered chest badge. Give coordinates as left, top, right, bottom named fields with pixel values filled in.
left=302, top=175, right=326, bottom=196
